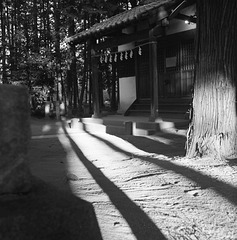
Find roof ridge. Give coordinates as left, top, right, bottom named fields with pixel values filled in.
left=67, top=0, right=175, bottom=44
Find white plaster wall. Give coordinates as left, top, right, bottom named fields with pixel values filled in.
left=118, top=76, right=136, bottom=114
left=118, top=39, right=136, bottom=114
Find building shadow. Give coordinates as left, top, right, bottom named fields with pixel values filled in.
left=62, top=125, right=167, bottom=240
left=86, top=132, right=237, bottom=206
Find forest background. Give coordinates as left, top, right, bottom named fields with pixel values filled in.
left=0, top=0, right=148, bottom=117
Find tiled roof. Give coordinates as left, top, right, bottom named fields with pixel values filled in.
left=67, top=0, right=176, bottom=43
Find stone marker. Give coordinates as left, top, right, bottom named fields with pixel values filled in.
left=0, top=84, right=32, bottom=194
left=0, top=85, right=102, bottom=240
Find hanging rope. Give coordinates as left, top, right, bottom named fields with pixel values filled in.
left=93, top=41, right=157, bottom=63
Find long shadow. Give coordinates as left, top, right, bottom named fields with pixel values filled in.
left=119, top=132, right=186, bottom=157
left=6, top=118, right=104, bottom=240
left=29, top=118, right=71, bottom=192
left=86, top=132, right=237, bottom=206
left=62, top=125, right=167, bottom=240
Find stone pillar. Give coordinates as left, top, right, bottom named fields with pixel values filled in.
left=0, top=85, right=32, bottom=194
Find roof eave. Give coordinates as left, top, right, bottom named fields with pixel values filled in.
left=66, top=0, right=186, bottom=45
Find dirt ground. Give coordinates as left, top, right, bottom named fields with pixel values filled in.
left=29, top=117, right=237, bottom=240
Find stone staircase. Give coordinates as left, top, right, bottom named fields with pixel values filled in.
left=125, top=98, right=191, bottom=117
left=66, top=116, right=188, bottom=136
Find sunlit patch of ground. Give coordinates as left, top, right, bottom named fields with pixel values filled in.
left=30, top=119, right=237, bottom=240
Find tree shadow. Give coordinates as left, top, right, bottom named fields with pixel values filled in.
left=27, top=118, right=103, bottom=239
left=86, top=132, right=237, bottom=206
left=119, top=132, right=187, bottom=157
left=62, top=125, right=167, bottom=240
left=29, top=117, right=71, bottom=192
left=29, top=132, right=71, bottom=192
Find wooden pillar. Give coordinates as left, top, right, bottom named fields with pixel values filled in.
left=91, top=41, right=101, bottom=118
left=111, top=62, right=117, bottom=111
left=149, top=28, right=159, bottom=121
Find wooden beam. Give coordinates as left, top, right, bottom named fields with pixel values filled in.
left=175, top=13, right=197, bottom=23
left=94, top=29, right=149, bottom=51
left=168, top=0, right=188, bottom=20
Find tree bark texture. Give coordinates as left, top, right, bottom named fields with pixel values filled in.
left=186, top=0, right=237, bottom=159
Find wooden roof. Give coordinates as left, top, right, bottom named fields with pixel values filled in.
left=67, top=0, right=181, bottom=44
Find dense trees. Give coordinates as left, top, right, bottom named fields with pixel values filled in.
left=186, top=0, right=237, bottom=159
left=2, top=0, right=237, bottom=159
left=0, top=0, right=140, bottom=115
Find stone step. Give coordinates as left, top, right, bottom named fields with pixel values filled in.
left=135, top=122, right=157, bottom=130
left=106, top=125, right=127, bottom=135
left=83, top=122, right=107, bottom=133
left=103, top=119, right=125, bottom=127
left=133, top=128, right=156, bottom=136
left=127, top=110, right=150, bottom=116
left=68, top=117, right=188, bottom=136
left=127, top=97, right=191, bottom=116
left=80, top=117, right=104, bottom=125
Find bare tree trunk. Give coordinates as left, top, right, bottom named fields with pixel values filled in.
left=78, top=42, right=87, bottom=114
left=65, top=0, right=78, bottom=116
left=6, top=5, right=13, bottom=82
left=186, top=0, right=237, bottom=159
left=78, top=16, right=89, bottom=114
left=23, top=12, right=31, bottom=90
left=32, top=0, right=38, bottom=52
left=1, top=1, right=7, bottom=83
left=53, top=0, right=61, bottom=101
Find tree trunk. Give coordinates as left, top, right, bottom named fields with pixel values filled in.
left=1, top=1, right=7, bottom=83
left=186, top=0, right=237, bottom=159
left=53, top=0, right=61, bottom=101
left=32, top=0, right=38, bottom=52
left=66, top=0, right=78, bottom=116
left=23, top=12, right=31, bottom=90
left=78, top=42, right=88, bottom=114
left=78, top=16, right=89, bottom=114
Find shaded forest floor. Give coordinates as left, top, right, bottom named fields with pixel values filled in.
left=29, top=117, right=237, bottom=240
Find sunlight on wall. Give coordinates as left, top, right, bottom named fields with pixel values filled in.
left=118, top=76, right=136, bottom=114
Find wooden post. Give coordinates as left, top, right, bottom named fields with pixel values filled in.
left=91, top=40, right=101, bottom=118
left=149, top=28, right=159, bottom=121
left=111, top=62, right=117, bottom=111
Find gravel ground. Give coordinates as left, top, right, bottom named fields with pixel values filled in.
left=29, top=118, right=237, bottom=240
